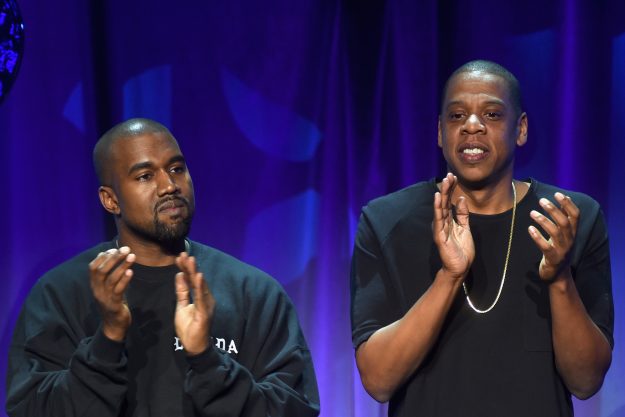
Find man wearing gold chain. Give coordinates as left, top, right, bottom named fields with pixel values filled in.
left=350, top=60, right=613, bottom=416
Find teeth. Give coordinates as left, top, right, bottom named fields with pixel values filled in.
left=463, top=148, right=484, bottom=155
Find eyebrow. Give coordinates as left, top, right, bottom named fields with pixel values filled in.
left=445, top=99, right=507, bottom=109
left=128, top=155, right=186, bottom=176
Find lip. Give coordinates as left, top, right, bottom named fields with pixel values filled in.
left=157, top=198, right=187, bottom=214
left=457, top=141, right=489, bottom=163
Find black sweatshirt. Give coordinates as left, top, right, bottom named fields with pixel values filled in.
left=6, top=240, right=320, bottom=417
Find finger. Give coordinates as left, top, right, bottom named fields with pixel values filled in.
left=104, top=250, right=135, bottom=290
left=175, top=251, right=189, bottom=271
left=530, top=209, right=560, bottom=243
left=455, top=196, right=470, bottom=228
left=538, top=198, right=570, bottom=232
left=113, top=267, right=134, bottom=295
left=99, top=248, right=131, bottom=276
left=555, top=193, right=580, bottom=233
left=177, top=252, right=197, bottom=277
left=89, top=249, right=128, bottom=288
left=89, top=250, right=117, bottom=277
left=433, top=192, right=450, bottom=242
left=186, top=256, right=198, bottom=276
left=528, top=225, right=555, bottom=254
left=440, top=175, right=453, bottom=218
left=191, top=272, right=209, bottom=314
left=175, top=272, right=191, bottom=309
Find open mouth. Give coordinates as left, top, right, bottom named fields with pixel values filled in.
left=458, top=143, right=489, bottom=162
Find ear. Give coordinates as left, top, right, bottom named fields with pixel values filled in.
left=516, top=112, right=528, bottom=147
left=437, top=117, right=443, bottom=148
left=98, top=186, right=120, bottom=215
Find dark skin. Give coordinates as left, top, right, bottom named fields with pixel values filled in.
left=356, top=71, right=611, bottom=402
left=89, top=132, right=215, bottom=355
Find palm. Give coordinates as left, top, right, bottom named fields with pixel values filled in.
left=175, top=304, right=202, bottom=342
left=438, top=219, right=474, bottom=276
left=432, top=174, right=475, bottom=280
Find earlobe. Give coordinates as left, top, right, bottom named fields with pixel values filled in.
left=437, top=118, right=443, bottom=148
left=98, top=186, right=120, bottom=215
left=516, top=112, right=528, bottom=147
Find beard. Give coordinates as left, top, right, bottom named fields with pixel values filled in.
left=152, top=196, right=194, bottom=243
left=123, top=196, right=195, bottom=249
left=153, top=211, right=192, bottom=242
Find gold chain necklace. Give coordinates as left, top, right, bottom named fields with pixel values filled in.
left=462, top=182, right=517, bottom=314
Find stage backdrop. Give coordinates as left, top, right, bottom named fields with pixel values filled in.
left=1, top=1, right=623, bottom=416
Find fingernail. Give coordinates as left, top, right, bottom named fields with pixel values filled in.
left=127, top=253, right=136, bottom=262
left=554, top=192, right=565, bottom=201
left=119, top=246, right=130, bottom=254
left=539, top=198, right=551, bottom=207
left=530, top=210, right=541, bottom=218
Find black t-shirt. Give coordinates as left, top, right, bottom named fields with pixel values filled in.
left=351, top=178, right=613, bottom=417
left=124, top=263, right=194, bottom=416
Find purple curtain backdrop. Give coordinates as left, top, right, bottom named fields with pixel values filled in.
left=1, top=1, right=623, bottom=416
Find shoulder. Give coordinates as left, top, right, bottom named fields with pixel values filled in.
left=364, top=180, right=435, bottom=216
left=189, top=241, right=287, bottom=297
left=24, top=242, right=113, bottom=310
left=531, top=179, right=601, bottom=213
left=359, top=180, right=436, bottom=242
left=530, top=179, right=607, bottom=253
left=36, top=242, right=113, bottom=288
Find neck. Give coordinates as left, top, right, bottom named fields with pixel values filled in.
left=452, top=175, right=523, bottom=215
left=116, top=233, right=186, bottom=266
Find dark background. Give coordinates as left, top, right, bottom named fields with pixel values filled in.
left=1, top=1, right=623, bottom=416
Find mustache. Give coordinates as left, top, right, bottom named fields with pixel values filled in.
left=154, top=196, right=190, bottom=213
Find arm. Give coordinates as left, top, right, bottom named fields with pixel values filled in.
left=174, top=253, right=320, bottom=416
left=528, top=193, right=612, bottom=399
left=354, top=174, right=475, bottom=402
left=6, top=248, right=135, bottom=417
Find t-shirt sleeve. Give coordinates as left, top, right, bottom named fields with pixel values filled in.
left=350, top=208, right=402, bottom=349
left=572, top=206, right=615, bottom=348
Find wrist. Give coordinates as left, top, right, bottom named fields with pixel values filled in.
left=438, top=267, right=467, bottom=283
left=547, top=268, right=574, bottom=294
left=102, top=321, right=129, bottom=342
left=184, top=339, right=211, bottom=356
left=435, top=268, right=466, bottom=290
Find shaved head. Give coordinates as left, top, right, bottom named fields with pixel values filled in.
left=93, top=118, right=173, bottom=185
left=441, top=60, right=523, bottom=116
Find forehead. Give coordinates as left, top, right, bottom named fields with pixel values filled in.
left=110, top=132, right=182, bottom=170
left=443, top=71, right=511, bottom=107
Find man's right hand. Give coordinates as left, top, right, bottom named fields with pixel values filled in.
left=433, top=173, right=475, bottom=281
left=89, top=247, right=135, bottom=342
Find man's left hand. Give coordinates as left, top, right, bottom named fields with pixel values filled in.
left=528, top=192, right=580, bottom=282
left=174, top=252, right=216, bottom=355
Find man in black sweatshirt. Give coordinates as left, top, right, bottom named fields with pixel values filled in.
left=6, top=118, right=320, bottom=417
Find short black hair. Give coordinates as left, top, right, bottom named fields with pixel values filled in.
left=440, top=60, right=523, bottom=116
left=93, top=118, right=172, bottom=185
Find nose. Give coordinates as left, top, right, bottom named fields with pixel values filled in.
left=156, top=170, right=180, bottom=197
left=462, top=113, right=485, bottom=134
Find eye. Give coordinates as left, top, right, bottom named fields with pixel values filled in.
left=136, top=172, right=153, bottom=182
left=448, top=111, right=466, bottom=121
left=484, top=111, right=502, bottom=120
left=170, top=165, right=186, bottom=174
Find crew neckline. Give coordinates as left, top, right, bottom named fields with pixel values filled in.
left=429, top=177, right=535, bottom=219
